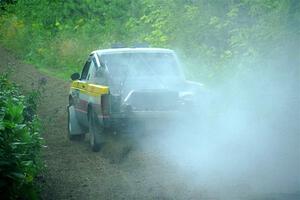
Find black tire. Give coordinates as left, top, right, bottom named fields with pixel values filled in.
left=67, top=105, right=85, bottom=141
left=89, top=110, right=104, bottom=152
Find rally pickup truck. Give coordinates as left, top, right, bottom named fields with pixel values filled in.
left=67, top=47, right=206, bottom=151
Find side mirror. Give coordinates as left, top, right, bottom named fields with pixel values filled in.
left=71, top=73, right=80, bottom=81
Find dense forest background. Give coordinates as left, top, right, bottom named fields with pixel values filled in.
left=0, top=0, right=299, bottom=85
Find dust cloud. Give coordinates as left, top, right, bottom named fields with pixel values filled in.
left=96, top=45, right=299, bottom=199
left=135, top=48, right=300, bottom=198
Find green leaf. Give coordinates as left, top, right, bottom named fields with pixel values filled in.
left=8, top=172, right=25, bottom=180
left=0, top=121, right=4, bottom=131
left=0, top=160, right=11, bottom=166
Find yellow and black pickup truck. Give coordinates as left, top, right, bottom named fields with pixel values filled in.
left=67, top=47, right=206, bottom=151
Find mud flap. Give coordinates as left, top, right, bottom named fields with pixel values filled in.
left=68, top=105, right=85, bottom=135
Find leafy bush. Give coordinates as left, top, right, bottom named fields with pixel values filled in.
left=0, top=73, right=43, bottom=200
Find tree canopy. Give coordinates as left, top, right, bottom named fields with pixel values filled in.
left=0, top=0, right=299, bottom=84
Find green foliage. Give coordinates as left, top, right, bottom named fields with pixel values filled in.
left=0, top=0, right=17, bottom=10
left=0, top=73, right=43, bottom=200
left=0, top=0, right=299, bottom=84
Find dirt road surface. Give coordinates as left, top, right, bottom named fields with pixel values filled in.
left=1, top=46, right=299, bottom=200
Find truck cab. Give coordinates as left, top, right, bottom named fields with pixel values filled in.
left=68, top=47, right=205, bottom=151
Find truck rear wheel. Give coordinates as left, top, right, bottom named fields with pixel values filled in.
left=89, top=110, right=105, bottom=152
left=67, top=105, right=85, bottom=141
